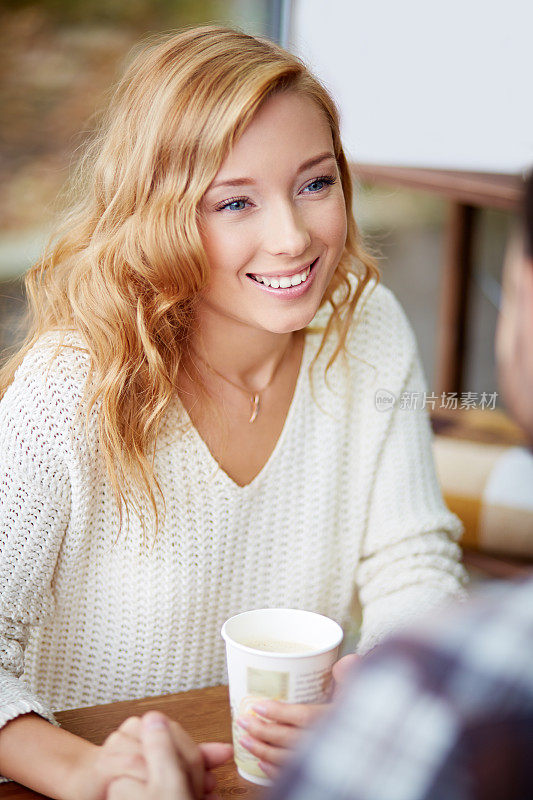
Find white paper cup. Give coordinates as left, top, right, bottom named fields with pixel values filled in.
left=221, top=608, right=343, bottom=785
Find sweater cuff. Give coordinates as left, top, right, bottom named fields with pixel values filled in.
left=357, top=580, right=469, bottom=655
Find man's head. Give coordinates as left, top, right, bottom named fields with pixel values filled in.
left=496, top=171, right=533, bottom=441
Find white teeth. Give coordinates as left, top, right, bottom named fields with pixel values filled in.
left=251, top=260, right=315, bottom=289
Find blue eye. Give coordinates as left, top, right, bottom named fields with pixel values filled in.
left=303, top=175, right=337, bottom=193
left=215, top=197, right=249, bottom=212
left=214, top=174, right=337, bottom=212
left=227, top=199, right=247, bottom=211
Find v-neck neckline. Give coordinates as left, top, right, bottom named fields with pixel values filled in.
left=175, top=333, right=310, bottom=492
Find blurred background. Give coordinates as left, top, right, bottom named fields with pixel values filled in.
left=0, top=0, right=517, bottom=399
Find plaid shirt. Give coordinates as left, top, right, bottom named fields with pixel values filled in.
left=269, top=579, right=533, bottom=800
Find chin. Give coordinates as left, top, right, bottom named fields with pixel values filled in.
left=263, top=310, right=319, bottom=335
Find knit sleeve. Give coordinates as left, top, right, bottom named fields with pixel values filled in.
left=0, top=347, right=73, bottom=736
left=355, top=292, right=469, bottom=655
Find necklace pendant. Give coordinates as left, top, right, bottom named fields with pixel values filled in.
left=249, top=393, right=260, bottom=423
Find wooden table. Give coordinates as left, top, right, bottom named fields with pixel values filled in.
left=0, top=685, right=257, bottom=800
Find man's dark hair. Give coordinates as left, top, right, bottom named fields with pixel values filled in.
left=524, top=169, right=533, bottom=259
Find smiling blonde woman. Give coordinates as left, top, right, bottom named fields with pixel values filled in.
left=0, top=25, right=467, bottom=797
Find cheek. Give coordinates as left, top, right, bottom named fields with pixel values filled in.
left=312, top=196, right=347, bottom=251
left=202, top=222, right=254, bottom=276
left=334, top=204, right=348, bottom=249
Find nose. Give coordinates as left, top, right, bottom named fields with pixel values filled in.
left=263, top=199, right=311, bottom=257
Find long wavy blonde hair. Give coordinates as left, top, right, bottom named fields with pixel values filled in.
left=0, top=25, right=379, bottom=532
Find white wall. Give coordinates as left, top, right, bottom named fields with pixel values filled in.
left=289, top=0, right=533, bottom=173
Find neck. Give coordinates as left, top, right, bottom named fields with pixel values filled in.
left=188, top=307, right=296, bottom=393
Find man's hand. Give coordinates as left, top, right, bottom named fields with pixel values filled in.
left=106, top=712, right=232, bottom=800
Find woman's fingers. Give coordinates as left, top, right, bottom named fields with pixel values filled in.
left=258, top=760, right=281, bottom=781
left=101, top=749, right=148, bottom=784
left=117, top=716, right=143, bottom=739
left=248, top=700, right=327, bottom=728
left=107, top=776, right=148, bottom=800
left=105, top=716, right=231, bottom=800
left=237, top=701, right=328, bottom=769
left=102, top=712, right=232, bottom=799
left=100, top=721, right=148, bottom=783
left=237, top=715, right=301, bottom=750
left=103, top=717, right=144, bottom=755
left=238, top=733, right=289, bottom=767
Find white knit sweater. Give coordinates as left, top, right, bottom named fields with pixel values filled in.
left=0, top=282, right=467, bottom=741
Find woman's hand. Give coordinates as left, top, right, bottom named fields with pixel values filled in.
left=236, top=699, right=326, bottom=778
left=106, top=712, right=233, bottom=800
left=68, top=712, right=232, bottom=800
left=66, top=716, right=148, bottom=800
left=236, top=653, right=360, bottom=779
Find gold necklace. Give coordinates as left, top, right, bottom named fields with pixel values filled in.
left=192, top=337, right=294, bottom=423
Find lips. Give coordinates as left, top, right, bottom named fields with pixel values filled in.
left=246, top=258, right=318, bottom=283
left=245, top=257, right=319, bottom=296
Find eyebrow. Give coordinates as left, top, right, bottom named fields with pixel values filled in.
left=208, top=151, right=337, bottom=191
